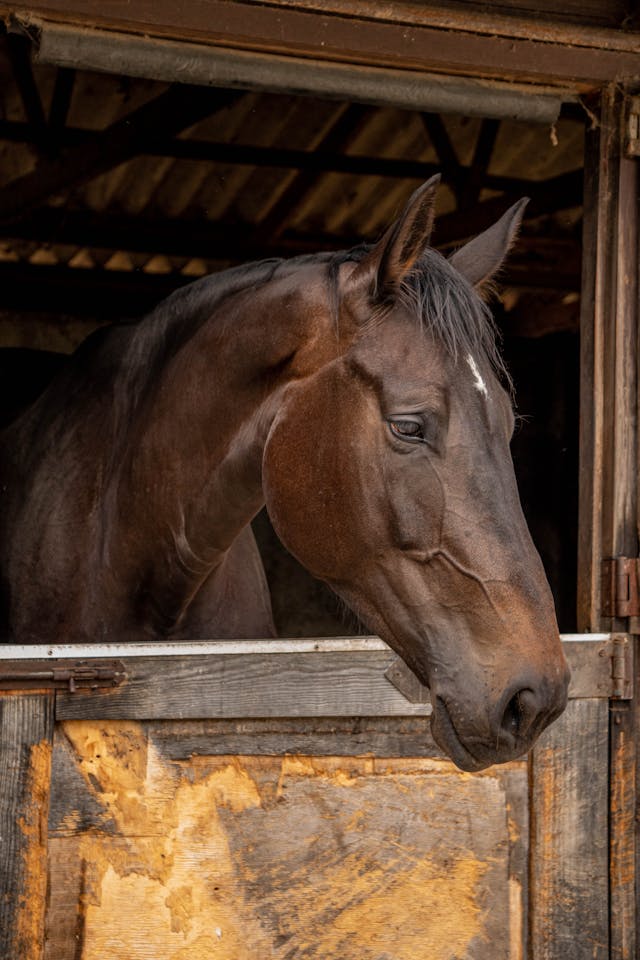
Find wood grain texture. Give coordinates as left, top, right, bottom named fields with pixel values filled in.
left=578, top=85, right=639, bottom=631
left=54, top=650, right=432, bottom=721
left=0, top=692, right=54, bottom=960
left=610, top=697, right=636, bottom=960
left=47, top=636, right=618, bottom=721
left=529, top=698, right=610, bottom=960
left=7, top=0, right=640, bottom=87
left=576, top=84, right=638, bottom=957
left=123, top=716, right=442, bottom=761
left=45, top=719, right=516, bottom=959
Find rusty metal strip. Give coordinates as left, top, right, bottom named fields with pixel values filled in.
left=0, top=659, right=127, bottom=692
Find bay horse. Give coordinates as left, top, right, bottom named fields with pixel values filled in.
left=0, top=176, right=569, bottom=770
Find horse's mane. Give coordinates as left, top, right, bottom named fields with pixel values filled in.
left=112, top=242, right=508, bottom=426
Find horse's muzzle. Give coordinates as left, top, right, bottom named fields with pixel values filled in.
left=430, top=664, right=570, bottom=771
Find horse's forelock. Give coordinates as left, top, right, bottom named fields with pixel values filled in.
left=329, top=245, right=511, bottom=394
left=400, top=248, right=512, bottom=393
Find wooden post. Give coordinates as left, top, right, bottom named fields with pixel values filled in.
left=0, top=692, right=54, bottom=960
left=577, top=85, right=639, bottom=633
left=578, top=84, right=638, bottom=960
left=529, top=699, right=610, bottom=960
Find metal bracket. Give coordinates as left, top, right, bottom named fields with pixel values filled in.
left=625, top=95, right=640, bottom=157
left=384, top=658, right=431, bottom=704
left=0, top=659, right=127, bottom=693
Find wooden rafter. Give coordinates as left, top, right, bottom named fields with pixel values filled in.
left=255, top=103, right=375, bottom=242
left=422, top=113, right=464, bottom=199
left=0, top=118, right=571, bottom=197
left=0, top=85, right=242, bottom=224
left=5, top=30, right=50, bottom=155
left=0, top=199, right=583, bottom=269
left=459, top=118, right=500, bottom=208
left=47, top=67, right=75, bottom=147
left=434, top=169, right=582, bottom=247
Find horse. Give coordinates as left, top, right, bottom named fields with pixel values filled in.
left=0, top=175, right=569, bottom=771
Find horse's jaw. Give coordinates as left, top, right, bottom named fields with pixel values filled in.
left=326, top=570, right=569, bottom=772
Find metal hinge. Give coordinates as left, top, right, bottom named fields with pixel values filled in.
left=625, top=95, right=640, bottom=157
left=611, top=634, right=633, bottom=699
left=0, top=659, right=127, bottom=692
left=602, top=557, right=640, bottom=619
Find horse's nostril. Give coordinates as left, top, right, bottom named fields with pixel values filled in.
left=501, top=692, right=521, bottom=737
left=499, top=688, right=538, bottom=741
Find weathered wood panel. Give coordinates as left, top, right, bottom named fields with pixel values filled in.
left=577, top=84, right=639, bottom=959
left=610, top=698, right=636, bottom=960
left=44, top=719, right=525, bottom=959
left=0, top=635, right=609, bottom=722
left=54, top=650, right=432, bottom=721
left=0, top=692, right=54, bottom=960
left=529, top=698, right=610, bottom=960
left=118, top=716, right=442, bottom=761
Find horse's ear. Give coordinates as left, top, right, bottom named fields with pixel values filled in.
left=448, top=197, right=529, bottom=292
left=349, top=175, right=441, bottom=301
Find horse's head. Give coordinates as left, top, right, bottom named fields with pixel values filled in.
left=263, top=176, right=569, bottom=770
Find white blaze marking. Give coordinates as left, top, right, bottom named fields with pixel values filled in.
left=466, top=353, right=488, bottom=399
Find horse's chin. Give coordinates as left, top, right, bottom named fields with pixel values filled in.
left=430, top=699, right=492, bottom=773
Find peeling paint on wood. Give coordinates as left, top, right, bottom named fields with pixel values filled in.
left=45, top=720, right=516, bottom=959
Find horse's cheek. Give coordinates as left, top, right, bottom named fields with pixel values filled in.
left=262, top=406, right=360, bottom=580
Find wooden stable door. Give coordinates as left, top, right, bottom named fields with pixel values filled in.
left=0, top=634, right=633, bottom=960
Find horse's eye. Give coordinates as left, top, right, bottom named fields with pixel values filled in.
left=389, top=419, right=425, bottom=442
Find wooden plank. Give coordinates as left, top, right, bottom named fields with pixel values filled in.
left=0, top=692, right=54, bottom=960
left=0, top=634, right=621, bottom=721
left=576, top=85, right=638, bottom=957
left=578, top=86, right=639, bottom=631
left=610, top=697, right=636, bottom=960
left=45, top=723, right=517, bottom=959
left=0, top=635, right=605, bottom=720
left=54, top=650, right=432, bottom=720
left=33, top=22, right=567, bottom=123
left=10, top=0, right=640, bottom=87
left=439, top=0, right=630, bottom=28
left=498, top=765, right=529, bottom=960
left=529, top=698, right=609, bottom=960
left=138, top=716, right=443, bottom=761
left=255, top=1, right=640, bottom=50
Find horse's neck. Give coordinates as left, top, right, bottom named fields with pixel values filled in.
left=106, top=269, right=333, bottom=587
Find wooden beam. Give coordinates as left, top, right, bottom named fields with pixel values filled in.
left=10, top=0, right=640, bottom=87
left=47, top=66, right=75, bottom=145
left=459, top=118, right=500, bottom=208
left=0, top=118, right=579, bottom=198
left=5, top=30, right=49, bottom=154
left=577, top=86, right=638, bottom=960
left=0, top=85, right=241, bottom=224
left=434, top=169, right=583, bottom=247
left=422, top=113, right=464, bottom=200
left=256, top=103, right=375, bottom=242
